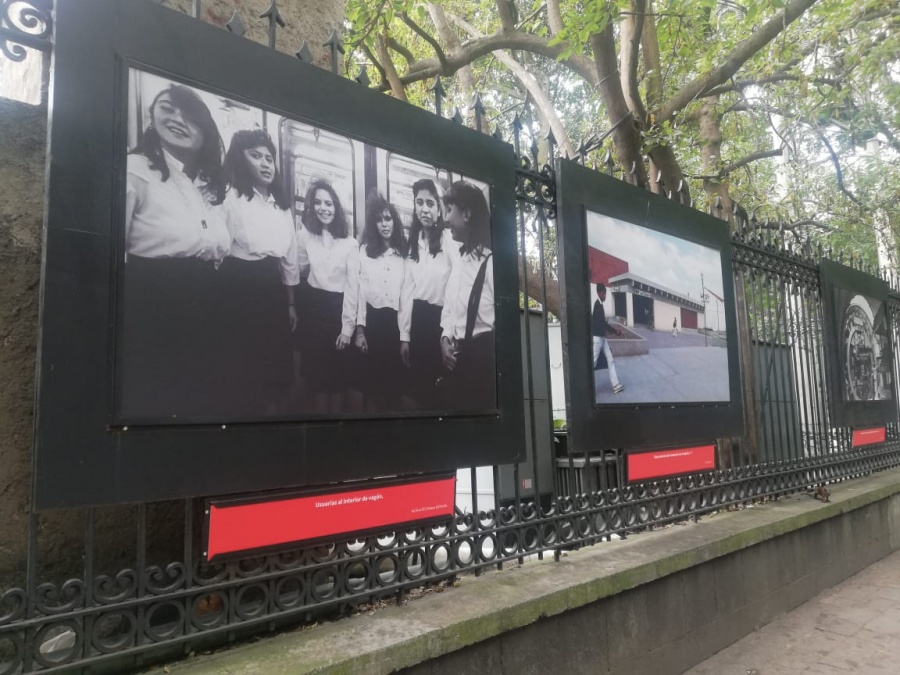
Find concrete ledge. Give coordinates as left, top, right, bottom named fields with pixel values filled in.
left=156, top=468, right=900, bottom=675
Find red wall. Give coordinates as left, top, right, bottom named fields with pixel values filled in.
left=589, top=248, right=629, bottom=284
left=681, top=308, right=698, bottom=329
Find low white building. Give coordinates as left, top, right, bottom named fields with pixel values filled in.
left=606, top=272, right=706, bottom=332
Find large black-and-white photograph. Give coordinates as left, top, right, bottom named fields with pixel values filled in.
left=833, top=287, right=893, bottom=402
left=586, top=210, right=730, bottom=405
left=117, top=68, right=497, bottom=424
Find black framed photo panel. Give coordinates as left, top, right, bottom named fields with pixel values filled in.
left=820, top=259, right=896, bottom=427
left=34, top=0, right=523, bottom=509
left=556, top=159, right=743, bottom=452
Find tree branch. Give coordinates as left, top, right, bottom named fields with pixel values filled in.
left=620, top=0, right=648, bottom=124
left=386, top=36, right=415, bottom=65
left=656, top=0, right=819, bottom=124
left=381, top=30, right=599, bottom=89
left=720, top=148, right=783, bottom=176
left=546, top=0, right=564, bottom=35
left=591, top=24, right=648, bottom=187
left=686, top=148, right=783, bottom=179
left=399, top=11, right=448, bottom=70
left=377, top=33, right=408, bottom=101
left=451, top=14, right=576, bottom=157
left=704, top=73, right=841, bottom=97
left=495, top=0, right=517, bottom=32
left=815, top=125, right=861, bottom=205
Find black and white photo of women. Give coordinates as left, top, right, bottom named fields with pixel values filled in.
left=355, top=193, right=413, bottom=411
left=220, top=129, right=300, bottom=416
left=403, top=179, right=455, bottom=409
left=121, top=83, right=231, bottom=421
left=439, top=181, right=498, bottom=412
left=296, top=179, right=360, bottom=414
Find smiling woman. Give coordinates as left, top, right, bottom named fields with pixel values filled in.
left=120, top=81, right=232, bottom=422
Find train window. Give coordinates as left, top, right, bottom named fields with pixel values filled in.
left=280, top=119, right=357, bottom=234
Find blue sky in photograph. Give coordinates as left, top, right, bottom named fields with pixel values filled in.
left=586, top=210, right=727, bottom=328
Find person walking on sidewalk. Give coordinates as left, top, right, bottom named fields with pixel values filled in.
left=592, top=283, right=624, bottom=394
left=672, top=317, right=679, bottom=338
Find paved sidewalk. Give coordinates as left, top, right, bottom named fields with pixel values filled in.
left=683, top=548, right=900, bottom=675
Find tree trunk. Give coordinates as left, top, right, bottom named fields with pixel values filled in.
left=698, top=97, right=734, bottom=221
left=591, top=25, right=648, bottom=188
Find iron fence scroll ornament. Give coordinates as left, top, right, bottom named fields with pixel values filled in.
left=0, top=0, right=51, bottom=61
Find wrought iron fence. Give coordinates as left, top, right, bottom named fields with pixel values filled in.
left=2, top=3, right=900, bottom=673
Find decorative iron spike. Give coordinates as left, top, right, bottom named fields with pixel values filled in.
left=325, top=28, right=344, bottom=75
left=530, top=134, right=539, bottom=162
left=544, top=127, right=557, bottom=156
left=604, top=150, right=616, bottom=175
left=430, top=78, right=446, bottom=117
left=355, top=65, right=371, bottom=87
left=510, top=114, right=523, bottom=155
left=492, top=125, right=503, bottom=142
left=471, top=93, right=485, bottom=131
left=226, top=11, right=246, bottom=37
left=295, top=41, right=313, bottom=63
left=451, top=107, right=463, bottom=125
left=261, top=0, right=285, bottom=49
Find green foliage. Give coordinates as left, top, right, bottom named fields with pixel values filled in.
left=343, top=0, right=900, bottom=265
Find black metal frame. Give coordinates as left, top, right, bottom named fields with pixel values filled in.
left=3, top=3, right=900, bottom=674
left=556, top=158, right=744, bottom=452
left=34, top=0, right=524, bottom=509
left=820, top=258, right=897, bottom=427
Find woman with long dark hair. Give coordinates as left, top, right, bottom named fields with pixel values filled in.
left=220, top=128, right=299, bottom=415
left=404, top=178, right=454, bottom=409
left=121, top=83, right=230, bottom=421
left=438, top=181, right=497, bottom=412
left=354, top=193, right=412, bottom=412
left=296, top=179, right=359, bottom=414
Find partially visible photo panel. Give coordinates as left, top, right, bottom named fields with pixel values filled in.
left=117, top=68, right=497, bottom=425
left=586, top=210, right=730, bottom=406
left=832, top=287, right=893, bottom=402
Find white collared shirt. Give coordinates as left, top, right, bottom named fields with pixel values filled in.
left=441, top=247, right=495, bottom=341
left=223, top=189, right=300, bottom=285
left=357, top=245, right=413, bottom=341
left=125, top=152, right=230, bottom=261
left=408, top=229, right=455, bottom=306
left=296, top=226, right=360, bottom=337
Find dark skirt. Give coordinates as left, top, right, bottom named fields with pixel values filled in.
left=408, top=299, right=444, bottom=409
left=118, top=254, right=227, bottom=423
left=300, top=285, right=353, bottom=393
left=360, top=304, right=402, bottom=400
left=436, top=330, right=497, bottom=413
left=216, top=256, right=293, bottom=416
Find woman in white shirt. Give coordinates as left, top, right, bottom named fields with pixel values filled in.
left=354, top=193, right=412, bottom=412
left=404, top=179, right=454, bottom=410
left=221, top=129, right=300, bottom=416
left=296, top=179, right=359, bottom=414
left=438, top=181, right=497, bottom=412
left=121, top=84, right=230, bottom=422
